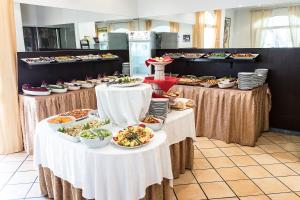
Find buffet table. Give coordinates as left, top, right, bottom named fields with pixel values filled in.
left=34, top=120, right=173, bottom=200
left=34, top=109, right=195, bottom=199
left=169, top=84, right=271, bottom=146
left=19, top=88, right=97, bottom=154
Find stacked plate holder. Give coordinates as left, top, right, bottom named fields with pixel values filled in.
left=238, top=68, right=268, bottom=90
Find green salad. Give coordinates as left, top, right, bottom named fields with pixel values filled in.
left=80, top=129, right=111, bottom=140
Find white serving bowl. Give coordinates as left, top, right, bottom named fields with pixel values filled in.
left=218, top=80, right=236, bottom=89
left=141, top=118, right=164, bottom=131
left=80, top=129, right=112, bottom=148
left=46, top=116, right=76, bottom=130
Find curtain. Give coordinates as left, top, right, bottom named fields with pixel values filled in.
left=128, top=21, right=136, bottom=31
left=145, top=20, right=152, bottom=31
left=169, top=21, right=179, bottom=32
left=288, top=6, right=300, bottom=47
left=0, top=0, right=23, bottom=154
left=192, top=11, right=205, bottom=48
left=251, top=9, right=272, bottom=47
left=214, top=10, right=222, bottom=48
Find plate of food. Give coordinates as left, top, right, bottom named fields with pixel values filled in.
left=76, top=54, right=100, bottom=61
left=140, top=115, right=164, bottom=131
left=47, top=84, right=68, bottom=93
left=207, top=53, right=231, bottom=59
left=59, top=109, right=93, bottom=121
left=47, top=116, right=76, bottom=130
left=112, top=124, right=154, bottom=148
left=21, top=57, right=56, bottom=65
left=182, top=53, right=206, bottom=59
left=22, top=84, right=51, bottom=96
left=80, top=128, right=112, bottom=148
left=55, top=56, right=79, bottom=63
left=230, top=53, right=259, bottom=60
left=109, top=76, right=144, bottom=87
left=57, top=118, right=111, bottom=142
left=200, top=79, right=219, bottom=87
left=99, top=53, right=119, bottom=60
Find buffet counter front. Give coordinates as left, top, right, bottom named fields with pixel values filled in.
left=170, top=84, right=271, bottom=146
left=19, top=88, right=97, bottom=154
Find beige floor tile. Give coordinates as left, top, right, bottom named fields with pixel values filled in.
left=211, top=198, right=239, bottom=200
left=195, top=136, right=209, bottom=142
left=240, top=146, right=266, bottom=155
left=193, top=169, right=223, bottom=183
left=0, top=161, right=22, bottom=173
left=250, top=154, right=280, bottom=165
left=26, top=182, right=43, bottom=198
left=279, top=176, right=300, bottom=191
left=217, top=167, right=248, bottom=181
left=174, top=184, right=207, bottom=200
left=201, top=182, right=235, bottom=199
left=174, top=170, right=197, bottom=185
left=229, top=155, right=258, bottom=167
left=253, top=177, right=290, bottom=194
left=268, top=192, right=300, bottom=200
left=18, top=160, right=37, bottom=172
left=296, top=192, right=300, bottom=197
left=259, top=144, right=286, bottom=153
left=262, top=132, right=284, bottom=137
left=193, top=159, right=212, bottom=170
left=283, top=135, right=300, bottom=143
left=220, top=147, right=246, bottom=156
left=256, top=137, right=273, bottom=145
left=263, top=163, right=297, bottom=176
left=264, top=135, right=290, bottom=144
left=8, top=171, right=38, bottom=184
left=0, top=183, right=32, bottom=199
left=240, top=165, right=272, bottom=178
left=207, top=157, right=235, bottom=168
left=170, top=190, right=177, bottom=200
left=212, top=140, right=237, bottom=148
left=195, top=140, right=216, bottom=149
left=200, top=148, right=225, bottom=158
left=272, top=152, right=299, bottom=163
left=291, top=152, right=300, bottom=158
left=227, top=179, right=263, bottom=197
left=278, top=143, right=300, bottom=152
left=239, top=195, right=270, bottom=200
left=285, top=162, right=300, bottom=174
left=194, top=149, right=204, bottom=159
left=2, top=152, right=28, bottom=162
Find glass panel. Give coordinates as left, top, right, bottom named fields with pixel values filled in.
left=129, top=42, right=151, bottom=76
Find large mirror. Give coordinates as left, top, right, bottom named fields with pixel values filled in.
left=18, top=3, right=300, bottom=51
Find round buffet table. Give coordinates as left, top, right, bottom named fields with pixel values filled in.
left=95, top=83, right=153, bottom=127
left=34, top=120, right=173, bottom=200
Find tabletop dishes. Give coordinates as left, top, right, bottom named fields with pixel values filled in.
left=112, top=124, right=154, bottom=148
left=141, top=115, right=164, bottom=131
left=109, top=76, right=144, bottom=87
left=47, top=116, right=76, bottom=130
left=80, top=128, right=112, bottom=148
left=59, top=109, right=92, bottom=120
left=47, top=84, right=68, bottom=93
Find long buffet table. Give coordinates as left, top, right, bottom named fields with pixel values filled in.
left=35, top=109, right=196, bottom=200
left=170, top=84, right=271, bottom=146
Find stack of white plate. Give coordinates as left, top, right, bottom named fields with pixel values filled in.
left=148, top=98, right=169, bottom=118
left=255, top=68, right=268, bottom=85
left=238, top=72, right=256, bottom=90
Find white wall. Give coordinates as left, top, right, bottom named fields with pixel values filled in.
left=178, top=23, right=193, bottom=48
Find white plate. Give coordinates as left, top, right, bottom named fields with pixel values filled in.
left=110, top=80, right=143, bottom=87
left=55, top=131, right=80, bottom=143
left=51, top=88, right=68, bottom=93
left=81, top=83, right=95, bottom=88
left=23, top=89, right=51, bottom=96
left=68, top=86, right=81, bottom=91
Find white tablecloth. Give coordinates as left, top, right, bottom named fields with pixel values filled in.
left=34, top=121, right=173, bottom=200
left=163, top=109, right=196, bottom=146
left=95, top=83, right=153, bottom=127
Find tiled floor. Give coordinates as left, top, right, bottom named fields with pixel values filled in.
left=1, top=132, right=300, bottom=200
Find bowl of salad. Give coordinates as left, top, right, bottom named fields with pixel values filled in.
left=80, top=128, right=112, bottom=148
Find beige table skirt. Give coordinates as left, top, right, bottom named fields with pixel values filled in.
left=38, top=138, right=193, bottom=200
left=19, top=88, right=97, bottom=154
left=170, top=85, right=271, bottom=146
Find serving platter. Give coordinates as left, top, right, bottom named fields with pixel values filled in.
left=111, top=135, right=154, bottom=149
left=110, top=81, right=143, bottom=87
left=230, top=54, right=259, bottom=60
left=23, top=89, right=51, bottom=96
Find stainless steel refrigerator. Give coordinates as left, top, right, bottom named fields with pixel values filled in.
left=128, top=31, right=155, bottom=76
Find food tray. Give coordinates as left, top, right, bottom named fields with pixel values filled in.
left=55, top=131, right=80, bottom=143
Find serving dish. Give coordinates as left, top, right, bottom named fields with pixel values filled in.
left=47, top=84, right=68, bottom=93
left=112, top=125, right=154, bottom=148
left=207, top=53, right=231, bottom=59
left=55, top=56, right=78, bottom=63
left=59, top=109, right=92, bottom=120
left=47, top=116, right=76, bottom=130
left=140, top=116, right=164, bottom=131
left=183, top=53, right=206, bottom=59
left=22, top=84, right=51, bottom=96
left=230, top=53, right=259, bottom=60
left=109, top=77, right=144, bottom=87
left=99, top=53, right=119, bottom=60
left=76, top=54, right=100, bottom=61
left=80, top=129, right=112, bottom=148
left=81, top=82, right=95, bottom=88
left=200, top=79, right=219, bottom=87
left=21, top=57, right=56, bottom=65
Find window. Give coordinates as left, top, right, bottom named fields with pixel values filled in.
left=204, top=11, right=217, bottom=48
